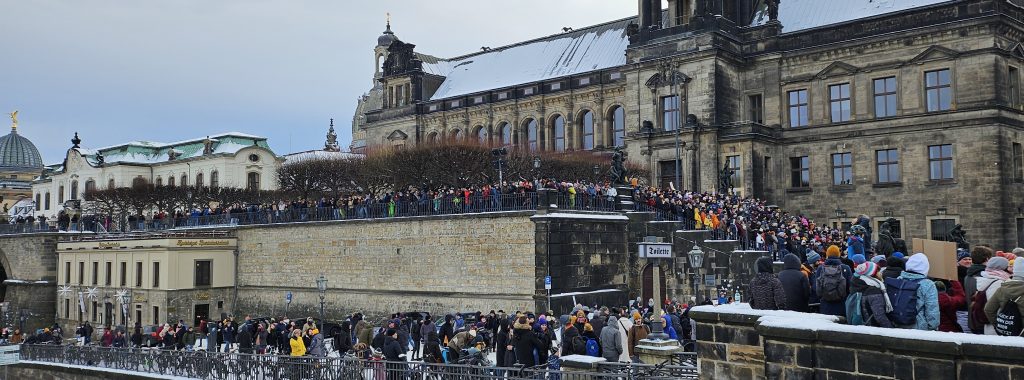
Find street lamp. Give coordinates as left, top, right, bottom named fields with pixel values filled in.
left=687, top=245, right=705, bottom=304
left=316, top=274, right=328, bottom=321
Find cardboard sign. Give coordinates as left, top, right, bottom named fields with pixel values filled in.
left=911, top=238, right=958, bottom=281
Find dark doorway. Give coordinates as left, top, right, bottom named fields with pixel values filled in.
left=194, top=304, right=210, bottom=327
left=641, top=264, right=668, bottom=306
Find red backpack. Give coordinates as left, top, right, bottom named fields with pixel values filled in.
left=970, top=281, right=995, bottom=327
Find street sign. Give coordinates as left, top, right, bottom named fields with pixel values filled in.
left=704, top=274, right=716, bottom=287
left=638, top=243, right=673, bottom=258
left=544, top=276, right=552, bottom=290
left=285, top=291, right=292, bottom=303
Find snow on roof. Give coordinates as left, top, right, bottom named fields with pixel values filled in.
left=428, top=18, right=631, bottom=101
left=283, top=150, right=364, bottom=164
left=752, top=0, right=953, bottom=32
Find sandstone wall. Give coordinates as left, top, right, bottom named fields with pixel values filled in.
left=234, top=212, right=537, bottom=319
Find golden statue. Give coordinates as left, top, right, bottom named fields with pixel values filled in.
left=7, top=110, right=16, bottom=130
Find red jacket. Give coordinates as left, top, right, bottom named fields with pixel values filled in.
left=937, top=280, right=966, bottom=332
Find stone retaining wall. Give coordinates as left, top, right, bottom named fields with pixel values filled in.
left=691, top=304, right=1024, bottom=380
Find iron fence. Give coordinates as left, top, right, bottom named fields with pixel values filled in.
left=19, top=344, right=697, bottom=380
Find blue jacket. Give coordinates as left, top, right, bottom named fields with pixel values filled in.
left=815, top=258, right=852, bottom=317
left=896, top=271, right=940, bottom=331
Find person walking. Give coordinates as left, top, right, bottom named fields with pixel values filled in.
left=749, top=257, right=787, bottom=310
left=779, top=253, right=810, bottom=312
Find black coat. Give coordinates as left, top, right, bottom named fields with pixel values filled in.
left=560, top=325, right=580, bottom=356
left=382, top=336, right=404, bottom=362
left=511, top=326, right=542, bottom=367
left=237, top=327, right=254, bottom=352
left=778, top=254, right=810, bottom=312
left=749, top=257, right=787, bottom=310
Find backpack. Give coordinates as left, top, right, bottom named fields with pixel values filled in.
left=845, top=292, right=865, bottom=326
left=970, top=281, right=995, bottom=328
left=816, top=265, right=848, bottom=302
left=571, top=336, right=587, bottom=356
left=884, top=277, right=921, bottom=326
left=994, top=296, right=1024, bottom=336
left=585, top=338, right=600, bottom=357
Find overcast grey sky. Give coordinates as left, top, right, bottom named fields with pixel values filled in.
left=0, top=1, right=637, bottom=164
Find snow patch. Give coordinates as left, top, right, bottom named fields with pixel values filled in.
left=550, top=288, right=623, bottom=298
left=691, top=303, right=843, bottom=323
left=752, top=0, right=952, bottom=32
left=18, top=360, right=193, bottom=379
left=758, top=316, right=1024, bottom=348
left=531, top=213, right=628, bottom=221
left=560, top=354, right=607, bottom=363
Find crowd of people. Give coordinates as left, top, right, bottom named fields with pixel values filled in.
left=747, top=238, right=1024, bottom=337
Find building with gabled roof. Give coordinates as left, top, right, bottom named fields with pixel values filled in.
left=352, top=0, right=1024, bottom=249
left=31, top=132, right=282, bottom=219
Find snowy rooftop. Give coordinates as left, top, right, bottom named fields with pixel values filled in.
left=427, top=17, right=632, bottom=101
left=54, top=132, right=273, bottom=167
left=752, top=0, right=953, bottom=32
left=283, top=150, right=364, bottom=164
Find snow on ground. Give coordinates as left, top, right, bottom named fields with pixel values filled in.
left=691, top=303, right=843, bottom=323
left=19, top=360, right=195, bottom=380
left=758, top=316, right=1024, bottom=348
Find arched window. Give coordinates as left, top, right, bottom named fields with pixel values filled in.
left=426, top=132, right=438, bottom=144
left=525, top=119, right=538, bottom=151
left=70, top=180, right=79, bottom=200
left=44, top=193, right=50, bottom=210
left=500, top=123, right=512, bottom=146
left=195, top=172, right=204, bottom=187
left=58, top=185, right=65, bottom=203
left=84, top=180, right=96, bottom=193
left=210, top=171, right=219, bottom=188
left=552, top=115, right=566, bottom=152
left=451, top=129, right=462, bottom=142
left=580, top=110, right=594, bottom=150
left=168, top=176, right=175, bottom=187
left=610, top=106, right=625, bottom=147
left=108, top=179, right=115, bottom=189
left=476, top=126, right=487, bottom=144
left=155, top=177, right=163, bottom=187
left=247, top=172, right=260, bottom=190
left=132, top=177, right=146, bottom=188
left=180, top=174, right=188, bottom=187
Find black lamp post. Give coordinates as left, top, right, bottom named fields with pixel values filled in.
left=688, top=245, right=705, bottom=304
left=316, top=274, right=327, bottom=321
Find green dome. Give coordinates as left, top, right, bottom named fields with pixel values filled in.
left=0, top=128, right=43, bottom=172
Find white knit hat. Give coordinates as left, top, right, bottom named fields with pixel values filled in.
left=905, top=253, right=930, bottom=276
left=1014, top=258, right=1024, bottom=280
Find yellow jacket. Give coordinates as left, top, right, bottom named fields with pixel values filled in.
left=290, top=336, right=306, bottom=356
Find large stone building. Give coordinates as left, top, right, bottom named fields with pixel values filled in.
left=352, top=0, right=1024, bottom=249
left=0, top=119, right=44, bottom=214
left=32, top=132, right=282, bottom=220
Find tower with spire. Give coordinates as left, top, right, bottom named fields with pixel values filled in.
left=325, top=119, right=340, bottom=152
left=374, top=13, right=398, bottom=80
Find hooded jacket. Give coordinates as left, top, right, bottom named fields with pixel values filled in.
left=599, top=316, right=622, bottom=362
left=984, top=279, right=1024, bottom=334
left=749, top=257, right=787, bottom=310
left=778, top=254, right=810, bottom=312
left=937, top=280, right=966, bottom=332
left=897, top=271, right=940, bottom=331
left=511, top=320, right=542, bottom=366
left=355, top=320, right=373, bottom=346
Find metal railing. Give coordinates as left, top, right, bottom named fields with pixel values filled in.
left=19, top=344, right=697, bottom=380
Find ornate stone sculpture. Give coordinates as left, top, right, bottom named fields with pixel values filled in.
left=610, top=147, right=628, bottom=185
left=947, top=224, right=969, bottom=250
left=325, top=119, right=340, bottom=152
left=7, top=110, right=17, bottom=129
left=767, top=0, right=781, bottom=22
left=719, top=163, right=735, bottom=195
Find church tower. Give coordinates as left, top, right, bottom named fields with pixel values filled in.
left=374, top=15, right=398, bottom=81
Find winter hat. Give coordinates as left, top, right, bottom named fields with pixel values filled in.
left=986, top=256, right=1010, bottom=271
left=855, top=262, right=879, bottom=278
left=891, top=252, right=905, bottom=259
left=1013, top=259, right=1024, bottom=280
left=1013, top=248, right=1024, bottom=257
left=806, top=251, right=821, bottom=265
left=956, top=249, right=971, bottom=262
left=905, top=253, right=930, bottom=276
left=870, top=255, right=885, bottom=264
left=632, top=311, right=642, bottom=322
left=851, top=254, right=866, bottom=266
left=826, top=245, right=841, bottom=258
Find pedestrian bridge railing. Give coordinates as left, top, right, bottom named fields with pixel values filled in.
left=18, top=344, right=696, bottom=380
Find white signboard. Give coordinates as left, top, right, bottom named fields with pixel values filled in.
left=638, top=243, right=673, bottom=258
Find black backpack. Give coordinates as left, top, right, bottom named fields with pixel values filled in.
left=995, top=296, right=1024, bottom=336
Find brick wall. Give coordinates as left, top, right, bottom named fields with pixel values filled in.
left=234, top=212, right=537, bottom=319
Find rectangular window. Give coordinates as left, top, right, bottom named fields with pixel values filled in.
left=91, top=301, right=97, bottom=322
left=831, top=153, right=853, bottom=185
left=549, top=82, right=561, bottom=91
left=926, top=69, right=952, bottom=112
left=876, top=149, right=900, bottom=183
left=195, top=260, right=212, bottom=287
left=878, top=220, right=903, bottom=239
left=874, top=77, right=898, bottom=118
left=578, top=77, right=591, bottom=86
left=749, top=94, right=764, bottom=124
left=829, top=83, right=851, bottom=122
left=428, top=104, right=438, bottom=111
left=472, top=96, right=484, bottom=104
left=658, top=160, right=677, bottom=190
left=65, top=262, right=71, bottom=285
left=523, top=87, right=534, bottom=96
left=78, top=262, right=84, bottom=285
left=153, top=306, right=160, bottom=325
left=790, top=156, right=810, bottom=188
left=152, top=262, right=160, bottom=288
left=135, top=262, right=142, bottom=287
left=104, top=262, right=111, bottom=286
left=727, top=155, right=742, bottom=187
left=1014, top=142, right=1024, bottom=182
left=930, top=219, right=957, bottom=241
left=928, top=144, right=954, bottom=180
left=450, top=100, right=460, bottom=108
left=120, top=262, right=127, bottom=287
left=609, top=72, right=622, bottom=80
left=788, top=90, right=809, bottom=127
left=662, top=96, right=680, bottom=131
left=64, top=299, right=70, bottom=319
left=1010, top=67, right=1020, bottom=106
left=497, top=92, right=508, bottom=100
